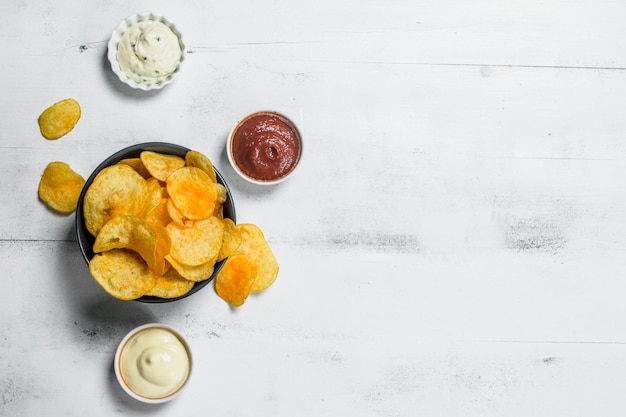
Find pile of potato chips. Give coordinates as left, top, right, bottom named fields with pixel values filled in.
left=38, top=148, right=278, bottom=306
left=83, top=149, right=279, bottom=305
left=36, top=97, right=278, bottom=306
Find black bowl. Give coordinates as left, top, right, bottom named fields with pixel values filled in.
left=75, top=142, right=236, bottom=303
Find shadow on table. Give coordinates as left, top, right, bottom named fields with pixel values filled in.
left=56, top=222, right=158, bottom=345
left=56, top=223, right=181, bottom=410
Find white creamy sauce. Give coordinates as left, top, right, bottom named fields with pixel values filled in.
left=116, top=20, right=182, bottom=85
left=120, top=328, right=190, bottom=398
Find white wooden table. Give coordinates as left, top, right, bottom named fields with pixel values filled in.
left=2, top=1, right=626, bottom=415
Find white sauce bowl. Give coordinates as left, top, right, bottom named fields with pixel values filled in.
left=107, top=13, right=185, bottom=91
left=114, top=323, right=193, bottom=403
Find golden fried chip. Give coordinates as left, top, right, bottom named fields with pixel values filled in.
left=166, top=197, right=193, bottom=227
left=166, top=167, right=216, bottom=220
left=89, top=249, right=156, bottom=300
left=213, top=204, right=224, bottom=220
left=142, top=177, right=166, bottom=216
left=119, top=157, right=152, bottom=179
left=185, top=150, right=217, bottom=183
left=145, top=268, right=194, bottom=299
left=38, top=98, right=81, bottom=140
left=144, top=197, right=172, bottom=228
left=215, top=254, right=258, bottom=307
left=235, top=224, right=279, bottom=292
left=83, top=164, right=147, bottom=237
left=150, top=223, right=171, bottom=277
left=38, top=161, right=86, bottom=214
left=217, top=218, right=242, bottom=261
left=215, top=183, right=227, bottom=205
left=140, top=151, right=185, bottom=182
left=166, top=217, right=224, bottom=266
left=165, top=254, right=215, bottom=282
left=93, top=215, right=154, bottom=254
left=93, top=215, right=170, bottom=277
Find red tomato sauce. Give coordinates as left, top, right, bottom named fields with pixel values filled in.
left=230, top=112, right=301, bottom=182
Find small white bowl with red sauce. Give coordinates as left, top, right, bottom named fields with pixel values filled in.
left=227, top=111, right=302, bottom=185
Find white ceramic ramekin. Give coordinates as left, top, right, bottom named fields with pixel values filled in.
left=107, top=13, right=185, bottom=91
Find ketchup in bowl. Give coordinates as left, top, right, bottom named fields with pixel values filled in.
left=228, top=112, right=302, bottom=184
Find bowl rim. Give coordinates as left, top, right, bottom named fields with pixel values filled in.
left=227, top=110, right=303, bottom=185
left=75, top=142, right=236, bottom=303
left=107, top=12, right=185, bottom=91
left=114, top=323, right=193, bottom=403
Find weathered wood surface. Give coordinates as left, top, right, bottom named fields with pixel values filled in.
left=2, top=1, right=626, bottom=415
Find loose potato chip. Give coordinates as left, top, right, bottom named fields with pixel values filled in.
left=38, top=161, right=85, bottom=214
left=83, top=164, right=147, bottom=237
left=140, top=151, right=186, bottom=182
left=185, top=150, right=217, bottom=183
left=217, top=218, right=242, bottom=261
left=166, top=217, right=224, bottom=266
left=166, top=166, right=216, bottom=220
left=38, top=98, right=81, bottom=140
left=93, top=215, right=170, bottom=277
left=119, top=157, right=152, bottom=179
left=89, top=249, right=156, bottom=300
left=235, top=224, right=279, bottom=292
left=215, top=254, right=258, bottom=307
left=145, top=268, right=194, bottom=299
left=165, top=254, right=215, bottom=282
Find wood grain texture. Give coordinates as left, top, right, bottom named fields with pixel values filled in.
left=2, top=0, right=626, bottom=415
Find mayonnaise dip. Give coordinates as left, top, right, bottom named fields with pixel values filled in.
left=116, top=20, right=182, bottom=85
left=119, top=326, right=190, bottom=399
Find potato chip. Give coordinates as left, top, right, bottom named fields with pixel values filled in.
left=93, top=215, right=154, bottom=254
left=89, top=249, right=156, bottom=300
left=119, top=157, right=152, bottom=179
left=215, top=254, right=258, bottom=307
left=38, top=98, right=81, bottom=140
left=38, top=161, right=85, bottom=214
left=150, top=223, right=171, bottom=277
left=213, top=204, right=224, bottom=220
left=145, top=268, right=194, bottom=299
left=235, top=224, right=279, bottom=292
left=165, top=254, right=215, bottom=282
left=144, top=197, right=172, bottom=228
left=93, top=215, right=170, bottom=276
left=165, top=197, right=193, bottom=227
left=215, top=183, right=227, bottom=205
left=140, top=151, right=186, bottom=182
left=142, top=177, right=166, bottom=216
left=166, top=217, right=224, bottom=266
left=185, top=150, right=217, bottom=183
left=166, top=166, right=216, bottom=220
left=212, top=183, right=228, bottom=218
left=217, top=218, right=242, bottom=261
left=83, top=164, right=147, bottom=237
